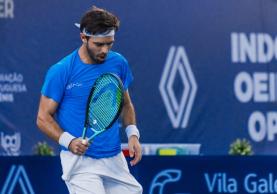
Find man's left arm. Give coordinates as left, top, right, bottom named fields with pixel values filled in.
left=121, top=90, right=142, bottom=166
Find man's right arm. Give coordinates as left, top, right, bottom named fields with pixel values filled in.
left=36, top=95, right=88, bottom=155
left=36, top=95, right=63, bottom=142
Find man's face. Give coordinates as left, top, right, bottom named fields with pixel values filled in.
left=86, top=36, right=114, bottom=64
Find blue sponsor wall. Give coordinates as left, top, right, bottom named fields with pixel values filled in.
left=1, top=156, right=277, bottom=194
left=1, top=0, right=277, bottom=155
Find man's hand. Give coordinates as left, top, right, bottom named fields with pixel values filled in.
left=128, top=136, right=142, bottom=166
left=68, top=138, right=89, bottom=155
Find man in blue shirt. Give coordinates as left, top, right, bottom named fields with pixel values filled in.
left=37, top=6, right=142, bottom=194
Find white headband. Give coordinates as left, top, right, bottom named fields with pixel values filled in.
left=74, top=23, right=115, bottom=38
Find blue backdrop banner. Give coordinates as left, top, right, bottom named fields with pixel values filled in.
left=1, top=156, right=277, bottom=194
left=1, top=0, right=277, bottom=155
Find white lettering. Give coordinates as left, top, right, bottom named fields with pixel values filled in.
left=0, top=93, right=13, bottom=102
left=0, top=84, right=27, bottom=93
left=248, top=111, right=277, bottom=142
left=231, top=32, right=277, bottom=63
left=0, top=0, right=14, bottom=18
left=248, top=111, right=266, bottom=142
left=231, top=33, right=239, bottom=63
left=240, top=33, right=257, bottom=63
left=267, top=112, right=277, bottom=141
left=257, top=33, right=274, bottom=63
left=234, top=72, right=253, bottom=103
left=0, top=73, right=23, bottom=83
left=253, top=73, right=268, bottom=102
left=234, top=72, right=277, bottom=103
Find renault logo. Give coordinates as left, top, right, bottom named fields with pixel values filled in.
left=159, top=46, right=197, bottom=128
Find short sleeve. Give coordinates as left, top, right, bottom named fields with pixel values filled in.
left=41, top=63, right=68, bottom=103
left=121, top=57, right=134, bottom=90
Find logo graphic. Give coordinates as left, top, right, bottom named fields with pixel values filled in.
left=159, top=46, right=197, bottom=128
left=149, top=169, right=190, bottom=194
left=1, top=165, right=35, bottom=194
left=66, top=82, right=82, bottom=90
left=0, top=132, right=21, bottom=156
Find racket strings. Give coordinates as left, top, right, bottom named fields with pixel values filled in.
left=89, top=88, right=121, bottom=122
left=87, top=75, right=123, bottom=131
left=88, top=97, right=113, bottom=128
left=88, top=97, right=120, bottom=130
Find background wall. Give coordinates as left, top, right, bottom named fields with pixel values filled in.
left=1, top=0, right=277, bottom=155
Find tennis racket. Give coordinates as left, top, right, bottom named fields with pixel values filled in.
left=62, top=73, right=124, bottom=181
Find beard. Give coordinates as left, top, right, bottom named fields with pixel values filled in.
left=86, top=44, right=106, bottom=64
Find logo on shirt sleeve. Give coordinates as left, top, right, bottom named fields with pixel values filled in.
left=66, top=82, right=83, bottom=90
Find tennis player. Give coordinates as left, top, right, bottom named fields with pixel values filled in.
left=36, top=6, right=143, bottom=194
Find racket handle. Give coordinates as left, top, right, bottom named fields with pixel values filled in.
left=81, top=139, right=88, bottom=145
left=62, top=154, right=80, bottom=181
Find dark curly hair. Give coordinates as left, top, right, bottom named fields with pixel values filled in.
left=80, top=6, right=120, bottom=35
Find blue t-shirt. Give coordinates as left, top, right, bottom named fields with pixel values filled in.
left=41, top=49, right=133, bottom=158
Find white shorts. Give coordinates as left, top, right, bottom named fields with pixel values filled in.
left=60, top=151, right=143, bottom=194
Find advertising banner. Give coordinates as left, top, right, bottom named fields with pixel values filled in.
left=1, top=0, right=277, bottom=155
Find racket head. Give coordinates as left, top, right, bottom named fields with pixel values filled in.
left=83, top=73, right=124, bottom=138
